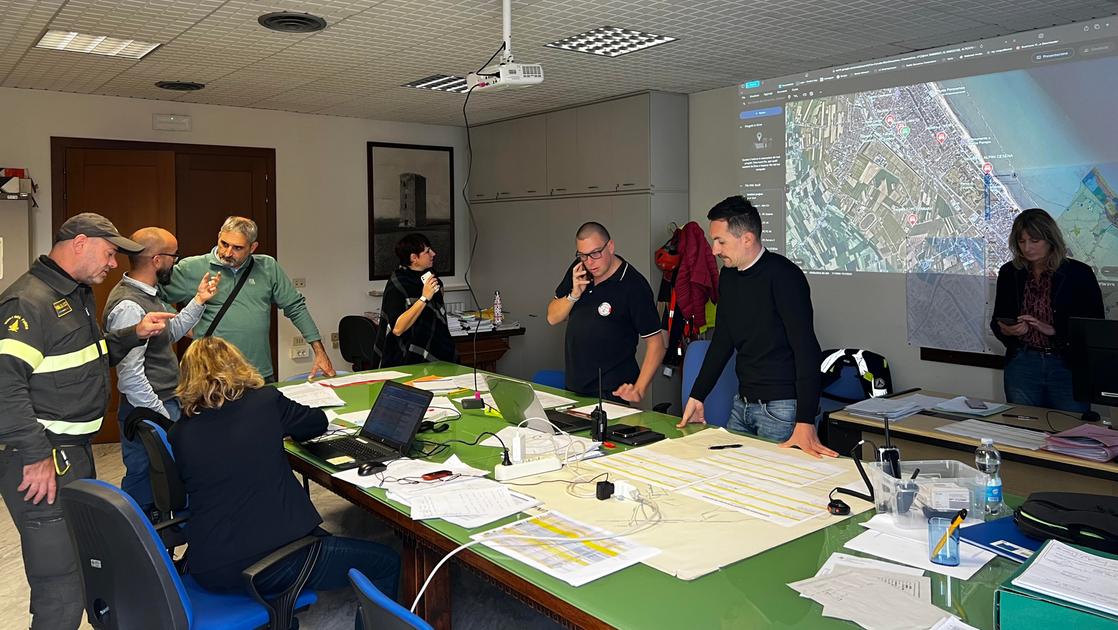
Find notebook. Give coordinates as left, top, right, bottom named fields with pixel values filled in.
left=300, top=380, right=432, bottom=470
left=959, top=515, right=1043, bottom=563
left=486, top=375, right=592, bottom=434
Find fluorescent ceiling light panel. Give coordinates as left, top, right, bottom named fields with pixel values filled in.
left=545, top=26, right=677, bottom=57
left=35, top=30, right=160, bottom=59
left=403, top=75, right=469, bottom=93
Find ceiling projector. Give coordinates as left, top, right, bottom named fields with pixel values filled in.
left=466, top=62, right=544, bottom=92
left=466, top=0, right=543, bottom=93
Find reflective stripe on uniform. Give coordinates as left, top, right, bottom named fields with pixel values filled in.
left=37, top=416, right=103, bottom=435
left=0, top=338, right=45, bottom=369
left=33, top=339, right=107, bottom=374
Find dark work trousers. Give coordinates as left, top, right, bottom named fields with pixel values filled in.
left=0, top=442, right=95, bottom=630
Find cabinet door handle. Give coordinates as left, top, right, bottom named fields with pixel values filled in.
left=526, top=189, right=537, bottom=193
left=587, top=185, right=600, bottom=190
left=552, top=188, right=566, bottom=193
left=620, top=183, right=636, bottom=187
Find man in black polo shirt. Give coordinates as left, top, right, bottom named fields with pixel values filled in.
left=547, top=222, right=665, bottom=404
left=677, top=196, right=837, bottom=458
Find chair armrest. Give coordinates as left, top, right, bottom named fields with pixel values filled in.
left=242, top=535, right=323, bottom=630
left=152, top=513, right=189, bottom=532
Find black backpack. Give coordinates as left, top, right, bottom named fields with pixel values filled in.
left=1014, top=492, right=1118, bottom=554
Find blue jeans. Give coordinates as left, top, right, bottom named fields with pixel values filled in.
left=727, top=397, right=819, bottom=441
left=1004, top=348, right=1089, bottom=414
left=117, top=398, right=181, bottom=510
left=255, top=533, right=400, bottom=630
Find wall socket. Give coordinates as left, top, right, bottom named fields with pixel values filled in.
left=292, top=335, right=305, bottom=347
left=330, top=332, right=339, bottom=349
left=292, top=277, right=306, bottom=289
left=289, top=346, right=310, bottom=360
left=446, top=301, right=464, bottom=314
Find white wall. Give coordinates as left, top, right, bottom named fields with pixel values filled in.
left=0, top=87, right=468, bottom=379
left=688, top=85, right=1004, bottom=401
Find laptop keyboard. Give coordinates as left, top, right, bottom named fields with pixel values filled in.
left=315, top=438, right=392, bottom=462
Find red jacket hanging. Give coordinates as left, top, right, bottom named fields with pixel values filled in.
left=674, top=221, right=718, bottom=329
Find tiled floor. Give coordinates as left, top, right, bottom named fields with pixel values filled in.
left=0, top=443, right=565, bottom=629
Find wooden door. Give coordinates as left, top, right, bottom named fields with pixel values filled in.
left=52, top=138, right=277, bottom=444
left=61, top=147, right=177, bottom=443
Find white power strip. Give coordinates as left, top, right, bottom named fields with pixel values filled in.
left=493, top=455, right=561, bottom=481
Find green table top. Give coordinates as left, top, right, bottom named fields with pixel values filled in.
left=285, top=363, right=1017, bottom=629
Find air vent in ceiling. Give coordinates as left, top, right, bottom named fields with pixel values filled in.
left=258, top=12, right=328, bottom=33
left=155, top=81, right=205, bottom=91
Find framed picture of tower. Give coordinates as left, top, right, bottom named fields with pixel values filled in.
left=368, top=142, right=455, bottom=280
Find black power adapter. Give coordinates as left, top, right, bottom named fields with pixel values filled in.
left=595, top=480, right=615, bottom=501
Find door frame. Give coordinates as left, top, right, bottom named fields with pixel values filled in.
left=50, top=137, right=277, bottom=254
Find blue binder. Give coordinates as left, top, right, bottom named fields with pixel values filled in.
left=960, top=515, right=1044, bottom=563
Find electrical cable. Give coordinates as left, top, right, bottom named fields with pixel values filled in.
left=459, top=43, right=507, bottom=400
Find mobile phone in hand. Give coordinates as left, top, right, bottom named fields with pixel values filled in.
left=996, top=317, right=1018, bottom=325
left=421, top=271, right=439, bottom=292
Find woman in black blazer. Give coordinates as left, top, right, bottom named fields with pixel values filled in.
left=169, top=337, right=400, bottom=607
left=990, top=208, right=1104, bottom=414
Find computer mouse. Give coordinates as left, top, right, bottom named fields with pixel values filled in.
left=357, top=462, right=386, bottom=477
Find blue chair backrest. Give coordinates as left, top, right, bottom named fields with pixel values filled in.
left=61, top=479, right=194, bottom=629
left=349, top=568, right=433, bottom=630
left=823, top=364, right=867, bottom=401
left=530, top=369, right=566, bottom=390
left=681, top=340, right=738, bottom=427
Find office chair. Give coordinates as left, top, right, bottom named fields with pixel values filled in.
left=348, top=568, right=432, bottom=630
left=819, top=348, right=893, bottom=414
left=61, top=479, right=320, bottom=630
left=123, top=407, right=189, bottom=551
left=653, top=341, right=738, bottom=426
left=339, top=315, right=380, bottom=371
left=530, top=369, right=566, bottom=390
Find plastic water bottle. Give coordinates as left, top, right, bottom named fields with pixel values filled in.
left=492, top=290, right=503, bottom=326
left=975, top=438, right=1004, bottom=520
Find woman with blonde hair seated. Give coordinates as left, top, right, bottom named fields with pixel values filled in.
left=168, top=336, right=399, bottom=609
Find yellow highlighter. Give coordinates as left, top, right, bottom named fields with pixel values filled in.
left=931, top=508, right=968, bottom=558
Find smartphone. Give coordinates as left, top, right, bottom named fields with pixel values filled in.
left=996, top=317, right=1018, bottom=325
left=964, top=397, right=988, bottom=410
left=421, top=271, right=440, bottom=292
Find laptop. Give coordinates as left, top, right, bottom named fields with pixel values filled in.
left=486, top=375, right=592, bottom=434
left=301, top=380, right=432, bottom=470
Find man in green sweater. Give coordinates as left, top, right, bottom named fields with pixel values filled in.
left=161, top=216, right=334, bottom=381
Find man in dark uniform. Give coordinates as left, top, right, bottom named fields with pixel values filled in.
left=0, top=213, right=174, bottom=629
left=547, top=222, right=665, bottom=404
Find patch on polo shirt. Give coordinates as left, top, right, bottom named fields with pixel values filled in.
left=5, top=314, right=29, bottom=332
left=53, top=298, right=73, bottom=318
left=597, top=302, right=612, bottom=316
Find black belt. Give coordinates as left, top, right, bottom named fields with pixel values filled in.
left=740, top=396, right=773, bottom=405
left=1020, top=345, right=1058, bottom=356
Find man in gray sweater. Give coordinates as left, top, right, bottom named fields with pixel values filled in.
left=104, top=227, right=220, bottom=511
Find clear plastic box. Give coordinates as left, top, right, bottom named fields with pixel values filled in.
left=868, top=459, right=985, bottom=529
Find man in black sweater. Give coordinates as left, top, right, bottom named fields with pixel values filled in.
left=677, top=196, right=837, bottom=458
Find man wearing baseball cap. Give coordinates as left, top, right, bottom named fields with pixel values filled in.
left=0, top=212, right=175, bottom=629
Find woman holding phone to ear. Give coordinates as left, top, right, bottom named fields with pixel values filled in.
left=990, top=208, right=1103, bottom=413
left=374, top=233, right=457, bottom=368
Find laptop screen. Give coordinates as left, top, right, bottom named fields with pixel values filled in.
left=360, top=380, right=432, bottom=449
left=486, top=375, right=552, bottom=433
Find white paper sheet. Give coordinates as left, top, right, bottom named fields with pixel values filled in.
left=277, top=381, right=346, bottom=407
left=585, top=449, right=727, bottom=490
left=317, top=370, right=409, bottom=387
left=425, top=396, right=459, bottom=421
left=407, top=485, right=522, bottom=520
left=1011, top=540, right=1118, bottom=617
left=681, top=473, right=826, bottom=527
left=816, top=552, right=926, bottom=578
left=789, top=569, right=949, bottom=630
left=473, top=511, right=659, bottom=587
left=930, top=617, right=979, bottom=630
left=792, top=567, right=931, bottom=603
left=703, top=446, right=845, bottom=487
left=844, top=529, right=994, bottom=580
left=406, top=377, right=462, bottom=392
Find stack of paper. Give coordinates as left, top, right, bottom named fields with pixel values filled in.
left=278, top=382, right=346, bottom=407
left=932, top=396, right=1011, bottom=417
left=789, top=568, right=955, bottom=630
left=1043, top=424, right=1118, bottom=462
left=844, top=397, right=925, bottom=421
left=1011, top=540, right=1118, bottom=617
left=406, top=376, right=463, bottom=393
left=935, top=418, right=1048, bottom=450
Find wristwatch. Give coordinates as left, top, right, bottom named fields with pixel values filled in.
left=419, top=296, right=429, bottom=304
left=566, top=293, right=579, bottom=302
